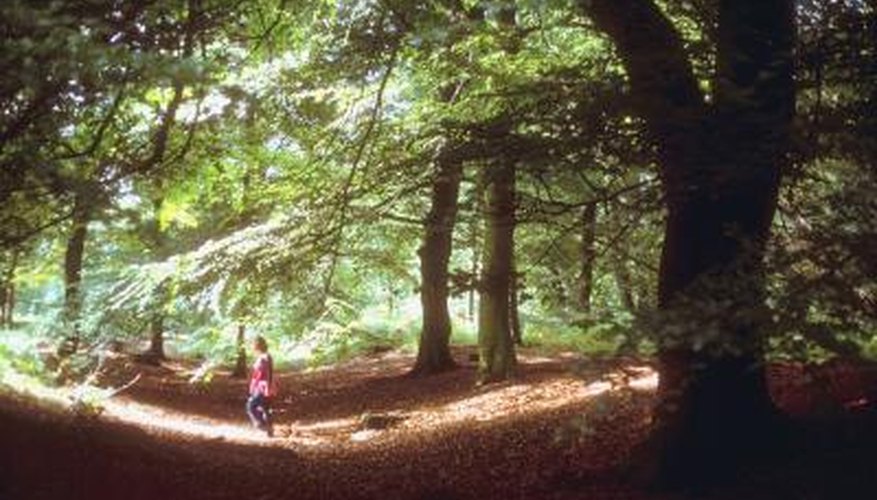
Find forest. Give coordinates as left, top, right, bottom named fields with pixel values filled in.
left=1, top=0, right=876, bottom=499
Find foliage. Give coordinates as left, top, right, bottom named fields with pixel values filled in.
left=0, top=0, right=874, bottom=380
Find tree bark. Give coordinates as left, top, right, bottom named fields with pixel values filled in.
left=412, top=152, right=463, bottom=376
left=0, top=249, right=17, bottom=328
left=232, top=323, right=247, bottom=378
left=477, top=161, right=517, bottom=382
left=510, top=259, right=522, bottom=346
left=468, top=177, right=482, bottom=323
left=144, top=197, right=170, bottom=361
left=613, top=258, right=637, bottom=313
left=136, top=0, right=197, bottom=360
left=613, top=256, right=640, bottom=355
left=4, top=283, right=12, bottom=328
left=62, top=194, right=91, bottom=353
left=0, top=285, right=5, bottom=328
left=145, top=313, right=166, bottom=363
left=582, top=0, right=795, bottom=487
left=578, top=203, right=598, bottom=314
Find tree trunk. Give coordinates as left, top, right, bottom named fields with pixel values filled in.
left=0, top=285, right=5, bottom=328
left=659, top=1, right=794, bottom=486
left=232, top=323, right=247, bottom=378
left=652, top=171, right=784, bottom=485
left=510, top=176, right=522, bottom=346
left=578, top=202, right=598, bottom=314
left=4, top=283, right=12, bottom=329
left=0, top=250, right=17, bottom=328
left=477, top=161, right=517, bottom=382
left=613, top=258, right=636, bottom=313
left=613, top=257, right=640, bottom=355
left=145, top=313, right=166, bottom=363
left=468, top=177, right=482, bottom=324
left=62, top=194, right=91, bottom=353
left=145, top=197, right=169, bottom=361
left=582, top=0, right=795, bottom=487
left=510, top=259, right=522, bottom=346
left=412, top=152, right=463, bottom=376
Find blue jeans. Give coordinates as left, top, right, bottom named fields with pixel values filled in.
left=246, top=393, right=272, bottom=431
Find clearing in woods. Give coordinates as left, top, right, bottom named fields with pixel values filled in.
left=2, top=347, right=876, bottom=500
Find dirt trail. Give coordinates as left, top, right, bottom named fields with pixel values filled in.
left=3, top=348, right=877, bottom=500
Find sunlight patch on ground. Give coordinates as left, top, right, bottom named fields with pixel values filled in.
left=89, top=364, right=658, bottom=448
left=293, top=416, right=359, bottom=434
left=102, top=398, right=346, bottom=448
left=102, top=398, right=270, bottom=444
left=350, top=429, right=380, bottom=442
left=410, top=366, right=658, bottom=427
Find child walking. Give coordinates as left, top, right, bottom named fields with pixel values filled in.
left=246, top=335, right=274, bottom=437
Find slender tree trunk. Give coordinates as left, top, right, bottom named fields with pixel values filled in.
left=5, top=283, right=12, bottom=328
left=578, top=202, right=598, bottom=314
left=510, top=260, right=522, bottom=346
left=613, top=257, right=640, bottom=355
left=137, top=0, right=195, bottom=359
left=232, top=323, right=247, bottom=378
left=0, top=285, right=5, bottom=328
left=468, top=178, right=482, bottom=324
left=510, top=181, right=522, bottom=346
left=613, top=259, right=636, bottom=313
left=144, top=197, right=169, bottom=361
left=582, top=0, right=795, bottom=487
left=412, top=152, right=463, bottom=376
left=145, top=312, right=166, bottom=362
left=0, top=250, right=16, bottom=328
left=62, top=194, right=91, bottom=353
left=477, top=161, right=517, bottom=382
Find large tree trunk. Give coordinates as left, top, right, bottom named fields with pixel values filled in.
left=477, top=161, right=517, bottom=382
left=62, top=194, right=91, bottom=353
left=582, top=0, right=795, bottom=487
left=655, top=0, right=795, bottom=486
left=653, top=166, right=784, bottom=485
left=412, top=152, right=463, bottom=376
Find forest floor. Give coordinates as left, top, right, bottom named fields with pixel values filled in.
left=2, top=345, right=877, bottom=500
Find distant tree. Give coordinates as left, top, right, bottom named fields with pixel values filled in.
left=577, top=202, right=598, bottom=314
left=0, top=248, right=20, bottom=328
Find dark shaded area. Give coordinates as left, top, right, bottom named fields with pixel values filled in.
left=4, top=355, right=877, bottom=499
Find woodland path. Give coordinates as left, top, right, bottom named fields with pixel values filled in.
left=2, top=347, right=877, bottom=500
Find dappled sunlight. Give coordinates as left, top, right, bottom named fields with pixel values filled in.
left=293, top=416, right=359, bottom=433
left=405, top=366, right=658, bottom=427
left=102, top=398, right=272, bottom=445
left=102, top=397, right=350, bottom=448
left=90, top=362, right=658, bottom=450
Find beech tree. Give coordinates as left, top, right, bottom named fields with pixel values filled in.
left=581, top=0, right=795, bottom=486
left=478, top=151, right=518, bottom=382
left=413, top=146, right=463, bottom=375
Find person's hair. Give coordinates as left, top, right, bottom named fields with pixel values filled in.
left=253, top=335, right=268, bottom=353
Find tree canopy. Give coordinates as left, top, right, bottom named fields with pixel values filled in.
left=1, top=0, right=876, bottom=492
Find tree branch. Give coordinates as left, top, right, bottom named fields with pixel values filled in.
left=578, top=0, right=704, bottom=150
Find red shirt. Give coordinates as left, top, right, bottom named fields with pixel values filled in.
left=249, top=353, right=273, bottom=397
